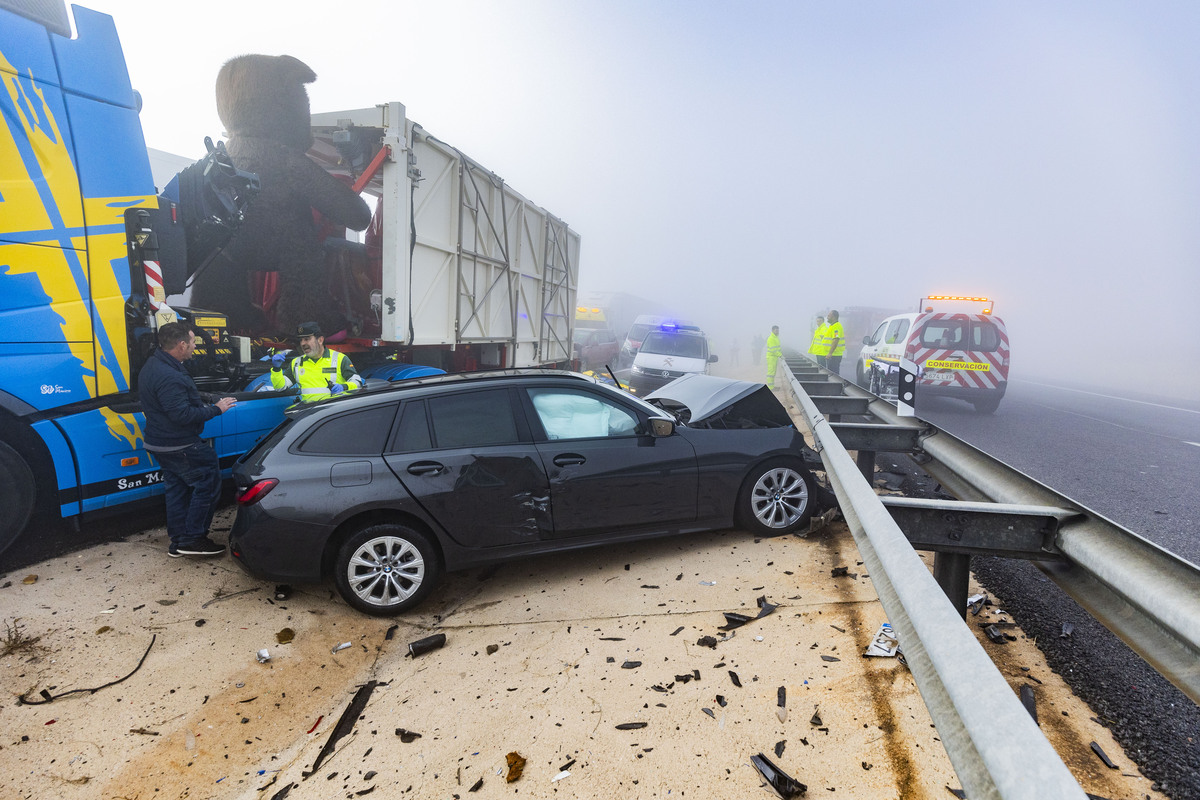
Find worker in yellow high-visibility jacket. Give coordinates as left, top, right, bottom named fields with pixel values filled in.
left=808, top=316, right=829, bottom=367
left=765, top=325, right=782, bottom=387
left=270, top=321, right=363, bottom=402
left=825, top=309, right=846, bottom=376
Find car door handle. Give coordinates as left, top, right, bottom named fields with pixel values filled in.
left=553, top=454, right=586, bottom=467
left=407, top=461, right=446, bottom=476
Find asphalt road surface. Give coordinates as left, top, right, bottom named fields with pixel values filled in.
left=871, top=376, right=1200, bottom=799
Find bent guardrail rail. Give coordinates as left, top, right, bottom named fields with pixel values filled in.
left=781, top=356, right=1159, bottom=800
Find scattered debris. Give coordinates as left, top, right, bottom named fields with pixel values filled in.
left=276, top=628, right=295, bottom=645
left=1090, top=741, right=1118, bottom=769
left=468, top=777, right=483, bottom=792
left=274, top=585, right=292, bottom=601
left=194, top=619, right=206, bottom=628
left=750, top=752, right=807, bottom=798
left=670, top=626, right=685, bottom=636
left=307, top=716, right=323, bottom=734
left=700, top=581, right=717, bottom=586
left=129, top=728, right=159, bottom=736
left=830, top=625, right=845, bottom=633
left=697, top=636, right=719, bottom=649
left=718, top=595, right=777, bottom=631
left=551, top=770, right=571, bottom=782
left=486, top=644, right=499, bottom=655
left=385, top=625, right=398, bottom=641
left=777, top=685, right=788, bottom=723
left=17, top=635, right=156, bottom=705
left=810, top=708, right=822, bottom=726
left=621, top=661, right=642, bottom=669
left=967, top=592, right=989, bottom=616
left=702, top=707, right=716, bottom=719
left=201, top=587, right=259, bottom=608
left=775, top=740, right=786, bottom=758
left=1061, top=622, right=1075, bottom=639
left=305, top=681, right=378, bottom=777
left=3, top=618, right=42, bottom=657
left=256, top=648, right=272, bottom=663
left=407, top=633, right=446, bottom=658
left=983, top=625, right=1008, bottom=644
left=728, top=671, right=742, bottom=688
left=332, top=641, right=352, bottom=654
left=22, top=575, right=38, bottom=585
left=830, top=566, right=857, bottom=579
left=716, top=695, right=727, bottom=707
left=820, top=655, right=840, bottom=663
left=395, top=729, right=421, bottom=743
left=1020, top=685, right=1038, bottom=725
left=863, top=623, right=899, bottom=658
left=801, top=507, right=839, bottom=537
left=615, top=722, right=648, bottom=730
left=505, top=751, right=526, bottom=783
left=862, top=762, right=872, bottom=770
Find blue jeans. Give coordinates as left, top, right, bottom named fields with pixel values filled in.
left=155, top=442, right=222, bottom=546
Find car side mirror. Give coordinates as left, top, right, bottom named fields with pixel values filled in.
left=862, top=335, right=871, bottom=345
left=708, top=354, right=719, bottom=363
left=648, top=417, right=675, bottom=437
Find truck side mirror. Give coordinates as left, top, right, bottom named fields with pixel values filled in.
left=708, top=354, right=719, bottom=363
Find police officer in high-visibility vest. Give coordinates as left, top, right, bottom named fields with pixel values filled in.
left=270, top=321, right=363, bottom=401
left=825, top=309, right=846, bottom=376
left=765, top=325, right=782, bottom=387
left=808, top=315, right=828, bottom=367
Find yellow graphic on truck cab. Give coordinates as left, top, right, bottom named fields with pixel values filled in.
left=1, top=49, right=154, bottom=398
left=925, top=359, right=990, bottom=371
left=99, top=406, right=144, bottom=451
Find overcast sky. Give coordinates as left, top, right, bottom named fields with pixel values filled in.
left=86, top=0, right=1200, bottom=399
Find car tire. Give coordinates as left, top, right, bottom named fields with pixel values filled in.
left=334, top=523, right=442, bottom=616
left=736, top=458, right=816, bottom=536
left=972, top=395, right=1002, bottom=415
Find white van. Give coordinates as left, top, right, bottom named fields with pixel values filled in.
left=857, top=307, right=1011, bottom=413
left=628, top=325, right=716, bottom=395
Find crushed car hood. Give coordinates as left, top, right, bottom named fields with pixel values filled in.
left=644, top=374, right=794, bottom=429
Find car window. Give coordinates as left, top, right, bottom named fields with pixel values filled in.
left=919, top=319, right=966, bottom=348
left=867, top=322, right=888, bottom=346
left=626, top=323, right=652, bottom=342
left=297, top=403, right=398, bottom=455
left=640, top=332, right=707, bottom=359
left=388, top=401, right=433, bottom=453
left=429, top=389, right=519, bottom=448
left=597, top=329, right=617, bottom=344
left=526, top=388, right=640, bottom=440
left=970, top=321, right=1001, bottom=351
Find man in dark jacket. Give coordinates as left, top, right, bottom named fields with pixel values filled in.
left=138, top=322, right=236, bottom=557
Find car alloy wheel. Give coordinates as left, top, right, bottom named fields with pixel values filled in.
left=739, top=458, right=815, bottom=536
left=334, top=523, right=441, bottom=615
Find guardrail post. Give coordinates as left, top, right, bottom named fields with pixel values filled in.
left=856, top=449, right=875, bottom=483
left=934, top=552, right=971, bottom=620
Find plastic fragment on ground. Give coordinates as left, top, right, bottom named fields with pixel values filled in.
left=385, top=625, right=398, bottom=641
left=1090, top=741, right=1118, bottom=769
left=331, top=641, right=351, bottom=653
left=304, top=681, right=378, bottom=777
left=551, top=770, right=570, bottom=782
left=697, top=635, right=718, bottom=649
left=616, top=722, right=648, bottom=730
left=469, top=777, right=483, bottom=792
left=274, top=584, right=292, bottom=600
left=775, top=740, right=786, bottom=757
left=702, top=707, right=716, bottom=719
left=863, top=623, right=898, bottom=658
left=505, top=751, right=526, bottom=782
left=1061, top=622, right=1075, bottom=638
left=967, top=592, right=988, bottom=616
left=983, top=624, right=1008, bottom=644
left=750, top=752, right=807, bottom=798
left=728, top=670, right=742, bottom=688
left=256, top=648, right=271, bottom=663
left=621, top=660, right=642, bottom=669
left=408, top=633, right=446, bottom=657
left=820, top=655, right=840, bottom=662
left=809, top=708, right=822, bottom=726
left=716, top=695, right=727, bottom=707
left=486, top=644, right=499, bottom=655
left=719, top=596, right=777, bottom=631
left=395, top=728, right=421, bottom=743
left=1020, top=684, right=1038, bottom=726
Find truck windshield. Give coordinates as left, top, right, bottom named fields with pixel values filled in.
left=641, top=332, right=707, bottom=359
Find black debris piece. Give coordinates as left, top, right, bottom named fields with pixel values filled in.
left=810, top=709, right=822, bottom=726
left=1090, top=741, right=1118, bottom=769
left=355, top=787, right=375, bottom=796
left=1061, top=622, right=1075, bottom=639
left=967, top=592, right=988, bottom=616
left=670, top=626, right=685, bottom=636
left=775, top=740, right=786, bottom=758
left=862, top=762, right=872, bottom=770
left=718, top=595, right=778, bottom=631
left=395, top=728, right=421, bottom=743
left=693, top=668, right=701, bottom=680
left=559, top=758, right=576, bottom=772
left=977, top=620, right=1019, bottom=629
left=18, top=635, right=157, bottom=705
left=675, top=674, right=693, bottom=684
left=831, top=566, right=849, bottom=578
left=778, top=686, right=787, bottom=708
left=616, top=722, right=648, bottom=730
left=1020, top=685, right=1038, bottom=726
left=677, top=573, right=683, bottom=580
left=600, top=637, right=626, bottom=641
left=728, top=671, right=742, bottom=688
left=270, top=783, right=295, bottom=800
left=274, top=584, right=292, bottom=601
left=641, top=585, right=660, bottom=589
left=947, top=789, right=967, bottom=799
left=306, top=681, right=378, bottom=777
left=607, top=657, right=615, bottom=663
left=195, top=619, right=206, bottom=627
left=364, top=771, right=377, bottom=780
left=983, top=625, right=1008, bottom=644
left=624, top=564, right=630, bottom=570
left=407, top=633, right=446, bottom=658
left=702, top=707, right=715, bottom=719
left=486, top=644, right=499, bottom=655
left=621, top=661, right=642, bottom=669
left=697, top=636, right=719, bottom=649
left=385, top=625, right=398, bottom=641
left=750, top=752, right=807, bottom=798
left=469, top=777, right=484, bottom=792
left=651, top=684, right=668, bottom=693
left=716, top=695, right=727, bottom=707
left=830, top=625, right=845, bottom=633
left=820, top=655, right=840, bottom=663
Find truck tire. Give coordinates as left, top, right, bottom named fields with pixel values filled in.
left=0, top=441, right=36, bottom=556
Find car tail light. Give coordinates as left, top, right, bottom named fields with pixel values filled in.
left=238, top=478, right=278, bottom=506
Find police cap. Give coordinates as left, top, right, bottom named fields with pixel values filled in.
left=296, top=321, right=322, bottom=337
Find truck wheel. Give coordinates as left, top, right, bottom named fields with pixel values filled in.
left=334, top=523, right=442, bottom=615
left=736, top=457, right=815, bottom=536
left=0, top=441, right=36, bottom=556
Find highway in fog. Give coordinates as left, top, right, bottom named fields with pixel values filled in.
left=904, top=377, right=1200, bottom=566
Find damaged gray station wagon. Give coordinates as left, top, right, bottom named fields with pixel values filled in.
left=230, top=371, right=825, bottom=615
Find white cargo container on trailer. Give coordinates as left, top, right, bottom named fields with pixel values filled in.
left=308, top=101, right=579, bottom=370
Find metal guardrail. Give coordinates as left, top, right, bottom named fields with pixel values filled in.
left=781, top=356, right=1141, bottom=800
